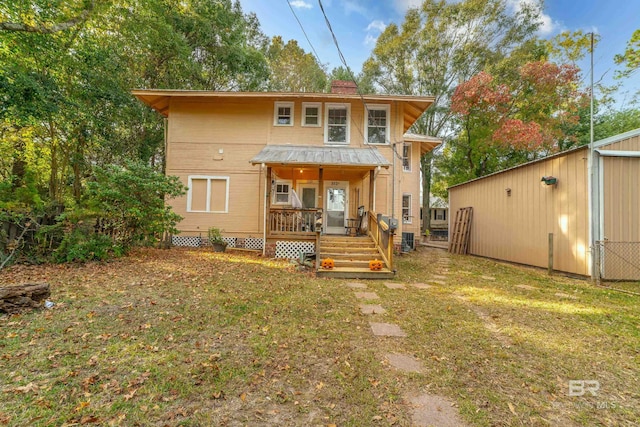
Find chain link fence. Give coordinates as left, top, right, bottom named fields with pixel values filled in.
left=595, top=241, right=640, bottom=290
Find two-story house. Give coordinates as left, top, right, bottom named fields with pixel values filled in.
left=133, top=81, right=439, bottom=278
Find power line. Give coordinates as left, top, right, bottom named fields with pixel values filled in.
left=317, top=0, right=403, bottom=160
left=286, top=0, right=323, bottom=66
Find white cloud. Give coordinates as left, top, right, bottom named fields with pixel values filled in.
left=290, top=0, right=312, bottom=9
left=507, top=0, right=559, bottom=35
left=343, top=0, right=368, bottom=16
left=366, top=20, right=387, bottom=33
left=392, top=0, right=422, bottom=14
left=364, top=19, right=387, bottom=47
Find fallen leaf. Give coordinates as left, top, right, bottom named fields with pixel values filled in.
left=508, top=402, right=517, bottom=416
left=74, top=401, right=90, bottom=412
left=240, top=392, right=247, bottom=402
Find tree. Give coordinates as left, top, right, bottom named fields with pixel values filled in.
left=361, top=0, right=542, bottom=230
left=266, top=36, right=327, bottom=92
left=615, top=29, right=640, bottom=78
left=440, top=61, right=586, bottom=185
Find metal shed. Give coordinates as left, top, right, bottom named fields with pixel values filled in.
left=448, top=128, right=640, bottom=280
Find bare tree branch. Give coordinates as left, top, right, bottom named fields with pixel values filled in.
left=0, top=2, right=94, bottom=34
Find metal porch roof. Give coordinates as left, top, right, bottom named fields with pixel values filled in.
left=250, top=145, right=391, bottom=168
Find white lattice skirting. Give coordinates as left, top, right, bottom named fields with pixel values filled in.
left=275, top=241, right=315, bottom=259
left=172, top=235, right=261, bottom=250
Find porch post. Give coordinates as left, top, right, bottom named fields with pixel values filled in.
left=318, top=168, right=324, bottom=232
left=369, top=168, right=375, bottom=212
left=264, top=166, right=272, bottom=255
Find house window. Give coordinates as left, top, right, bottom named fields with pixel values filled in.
left=274, top=102, right=294, bottom=126
left=187, top=176, right=229, bottom=213
left=325, top=103, right=350, bottom=144
left=365, top=105, right=389, bottom=145
left=302, top=102, right=321, bottom=127
left=402, top=194, right=412, bottom=224
left=402, top=143, right=412, bottom=171
left=273, top=180, right=292, bottom=204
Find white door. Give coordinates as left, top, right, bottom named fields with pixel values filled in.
left=325, top=181, right=348, bottom=234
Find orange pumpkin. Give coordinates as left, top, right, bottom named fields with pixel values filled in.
left=321, top=258, right=335, bottom=270
left=369, top=259, right=383, bottom=271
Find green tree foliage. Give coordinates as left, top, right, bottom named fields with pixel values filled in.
left=615, top=29, right=640, bottom=78
left=267, top=36, right=327, bottom=92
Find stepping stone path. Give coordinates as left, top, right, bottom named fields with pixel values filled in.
left=516, top=284, right=538, bottom=291
left=359, top=304, right=386, bottom=314
left=354, top=291, right=379, bottom=300
left=482, top=275, right=497, bottom=281
left=555, top=292, right=579, bottom=300
left=346, top=266, right=466, bottom=426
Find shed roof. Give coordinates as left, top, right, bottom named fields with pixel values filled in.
left=250, top=145, right=391, bottom=168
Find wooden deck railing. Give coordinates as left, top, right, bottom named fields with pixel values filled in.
left=268, top=208, right=321, bottom=237
left=368, top=211, right=394, bottom=270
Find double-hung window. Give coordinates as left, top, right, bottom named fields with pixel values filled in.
left=365, top=105, right=390, bottom=145
left=325, top=103, right=350, bottom=144
left=402, top=194, right=412, bottom=224
left=188, top=176, right=229, bottom=213
left=302, top=102, right=321, bottom=127
left=402, top=143, right=412, bottom=172
left=273, top=180, right=292, bottom=205
left=274, top=102, right=294, bottom=126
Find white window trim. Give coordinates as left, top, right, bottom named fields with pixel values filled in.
left=402, top=142, right=412, bottom=172
left=324, top=103, right=350, bottom=145
left=364, top=104, right=390, bottom=145
left=402, top=193, right=412, bottom=224
left=274, top=101, right=294, bottom=126
left=187, top=175, right=230, bottom=213
left=273, top=179, right=293, bottom=205
left=301, top=102, right=322, bottom=127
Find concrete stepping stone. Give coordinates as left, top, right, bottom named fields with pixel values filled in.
left=408, top=393, right=467, bottom=427
left=370, top=322, right=407, bottom=337
left=481, top=275, right=496, bottom=281
left=384, top=282, right=406, bottom=290
left=431, top=275, right=447, bottom=280
left=410, top=283, right=432, bottom=290
left=555, top=292, right=578, bottom=300
left=360, top=304, right=386, bottom=315
left=428, top=280, right=447, bottom=285
left=385, top=353, right=423, bottom=373
left=355, top=292, right=379, bottom=300
left=516, top=284, right=537, bottom=291
left=345, top=282, right=368, bottom=289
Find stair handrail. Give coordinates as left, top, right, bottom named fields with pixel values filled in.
left=367, top=211, right=394, bottom=270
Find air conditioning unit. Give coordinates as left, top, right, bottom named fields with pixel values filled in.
left=401, top=232, right=415, bottom=253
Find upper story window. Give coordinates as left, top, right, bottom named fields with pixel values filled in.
left=302, top=102, right=321, bottom=127
left=325, top=103, right=350, bottom=144
left=274, top=102, right=294, bottom=126
left=365, top=105, right=390, bottom=145
left=402, top=143, right=412, bottom=172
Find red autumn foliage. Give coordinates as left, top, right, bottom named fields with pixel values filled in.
left=451, top=72, right=511, bottom=116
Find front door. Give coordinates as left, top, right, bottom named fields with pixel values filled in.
left=325, top=181, right=348, bottom=234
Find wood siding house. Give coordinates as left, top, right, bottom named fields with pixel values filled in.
left=449, top=128, right=640, bottom=280
left=133, top=82, right=439, bottom=278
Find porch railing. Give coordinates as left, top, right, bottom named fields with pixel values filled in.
left=368, top=211, right=394, bottom=270
left=268, top=208, right=321, bottom=237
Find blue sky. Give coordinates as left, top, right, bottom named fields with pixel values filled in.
left=239, top=0, right=639, bottom=108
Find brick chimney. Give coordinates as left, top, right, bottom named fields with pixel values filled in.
left=330, top=80, right=357, bottom=94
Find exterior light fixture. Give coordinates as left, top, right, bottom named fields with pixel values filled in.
left=506, top=188, right=512, bottom=196
left=541, top=176, right=558, bottom=186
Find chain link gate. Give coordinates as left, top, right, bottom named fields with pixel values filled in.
left=595, top=241, right=640, bottom=291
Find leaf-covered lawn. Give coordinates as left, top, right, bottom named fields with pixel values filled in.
left=0, top=247, right=638, bottom=426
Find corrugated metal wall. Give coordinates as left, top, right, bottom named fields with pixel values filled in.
left=599, top=134, right=640, bottom=279
left=449, top=148, right=591, bottom=276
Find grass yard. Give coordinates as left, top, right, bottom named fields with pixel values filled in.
left=0, top=247, right=638, bottom=426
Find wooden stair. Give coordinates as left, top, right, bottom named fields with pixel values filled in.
left=316, top=235, right=395, bottom=279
